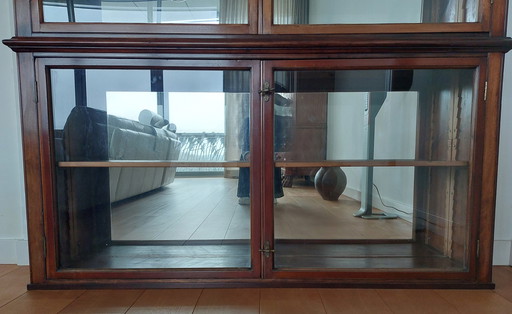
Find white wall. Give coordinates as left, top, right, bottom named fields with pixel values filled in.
left=0, top=0, right=29, bottom=265
left=493, top=7, right=512, bottom=266
left=0, top=1, right=511, bottom=266
left=326, top=92, right=417, bottom=221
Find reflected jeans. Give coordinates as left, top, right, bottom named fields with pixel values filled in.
left=237, top=152, right=284, bottom=199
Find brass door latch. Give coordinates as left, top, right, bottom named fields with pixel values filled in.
left=259, top=241, right=275, bottom=258
left=259, top=82, right=275, bottom=102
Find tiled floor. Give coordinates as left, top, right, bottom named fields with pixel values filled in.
left=1, top=265, right=512, bottom=313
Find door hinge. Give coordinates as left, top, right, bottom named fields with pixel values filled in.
left=259, top=240, right=275, bottom=258
left=484, top=81, right=488, bottom=101
left=476, top=239, right=480, bottom=258
left=259, top=82, right=275, bottom=102
left=491, top=0, right=494, bottom=5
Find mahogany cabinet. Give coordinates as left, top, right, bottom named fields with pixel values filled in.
left=3, top=0, right=512, bottom=289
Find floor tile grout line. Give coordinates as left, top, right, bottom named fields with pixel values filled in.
left=0, top=291, right=29, bottom=311
left=375, top=289, right=400, bottom=314
left=56, top=290, right=87, bottom=314
left=431, top=289, right=465, bottom=313
left=0, top=265, right=21, bottom=279
left=191, top=288, right=205, bottom=313
left=258, top=288, right=261, bottom=314
left=371, top=288, right=397, bottom=314
left=0, top=266, right=29, bottom=309
left=316, top=288, right=329, bottom=314
left=124, top=289, right=146, bottom=314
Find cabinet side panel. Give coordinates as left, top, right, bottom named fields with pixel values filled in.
left=478, top=53, right=504, bottom=283
left=19, top=53, right=46, bottom=283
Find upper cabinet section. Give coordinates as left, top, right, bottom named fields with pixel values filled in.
left=33, top=0, right=257, bottom=34
left=42, top=0, right=248, bottom=24
left=263, top=0, right=493, bottom=34
left=23, top=0, right=506, bottom=36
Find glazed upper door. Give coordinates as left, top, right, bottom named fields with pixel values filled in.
left=260, top=58, right=486, bottom=281
left=262, top=0, right=492, bottom=34
left=34, top=0, right=258, bottom=33
left=39, top=58, right=263, bottom=280
left=28, top=0, right=502, bottom=35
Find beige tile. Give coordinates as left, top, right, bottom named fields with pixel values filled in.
left=0, top=265, right=18, bottom=278
left=127, top=289, right=202, bottom=314
left=494, top=266, right=512, bottom=303
left=0, top=267, right=29, bottom=308
left=59, top=290, right=143, bottom=314
left=319, top=289, right=393, bottom=314
left=376, top=289, right=458, bottom=314
left=260, top=288, right=325, bottom=314
left=435, top=290, right=512, bottom=314
left=194, top=289, right=259, bottom=314
left=0, top=290, right=83, bottom=314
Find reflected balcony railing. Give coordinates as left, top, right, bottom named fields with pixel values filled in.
left=176, top=132, right=225, bottom=174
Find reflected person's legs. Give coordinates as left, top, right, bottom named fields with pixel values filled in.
left=237, top=152, right=284, bottom=205
left=237, top=152, right=250, bottom=204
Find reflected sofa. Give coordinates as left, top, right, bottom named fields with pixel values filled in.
left=62, top=106, right=181, bottom=203
left=57, top=106, right=181, bottom=264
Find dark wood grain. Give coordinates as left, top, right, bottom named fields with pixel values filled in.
left=490, top=0, right=508, bottom=37
left=4, top=35, right=512, bottom=55
left=17, top=53, right=46, bottom=284
left=477, top=52, right=505, bottom=283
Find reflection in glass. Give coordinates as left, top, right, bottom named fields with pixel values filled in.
left=51, top=68, right=252, bottom=269
left=43, top=0, right=248, bottom=24
left=274, top=68, right=474, bottom=271
left=273, top=0, right=478, bottom=25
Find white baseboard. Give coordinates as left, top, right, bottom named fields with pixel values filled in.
left=0, top=239, right=29, bottom=265
left=493, top=240, right=512, bottom=265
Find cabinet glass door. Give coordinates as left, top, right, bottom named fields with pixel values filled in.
left=273, top=0, right=478, bottom=25
left=37, top=0, right=256, bottom=33
left=266, top=0, right=486, bottom=33
left=264, top=59, right=483, bottom=278
left=42, top=0, right=249, bottom=24
left=45, top=61, right=261, bottom=277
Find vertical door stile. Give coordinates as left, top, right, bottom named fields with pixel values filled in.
left=260, top=61, right=276, bottom=277
left=250, top=60, right=264, bottom=277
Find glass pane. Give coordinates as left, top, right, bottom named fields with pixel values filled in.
left=273, top=68, right=474, bottom=271
left=43, top=0, right=248, bottom=24
left=273, top=0, right=478, bottom=25
left=51, top=68, right=252, bottom=270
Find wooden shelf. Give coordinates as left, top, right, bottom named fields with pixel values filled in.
left=58, top=161, right=250, bottom=168
left=57, top=160, right=468, bottom=168
left=276, top=160, right=469, bottom=167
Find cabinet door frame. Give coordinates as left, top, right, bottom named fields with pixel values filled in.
left=17, top=0, right=509, bottom=36
left=28, top=0, right=259, bottom=34
left=261, top=0, right=496, bottom=35
left=35, top=57, right=264, bottom=281
left=260, top=57, right=489, bottom=282
left=21, top=55, right=501, bottom=287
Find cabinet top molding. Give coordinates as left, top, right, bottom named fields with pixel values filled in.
left=4, top=34, right=512, bottom=55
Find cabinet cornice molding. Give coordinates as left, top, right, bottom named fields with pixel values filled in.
left=4, top=35, right=512, bottom=55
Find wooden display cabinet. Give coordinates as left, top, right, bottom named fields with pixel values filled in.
left=3, top=0, right=512, bottom=289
